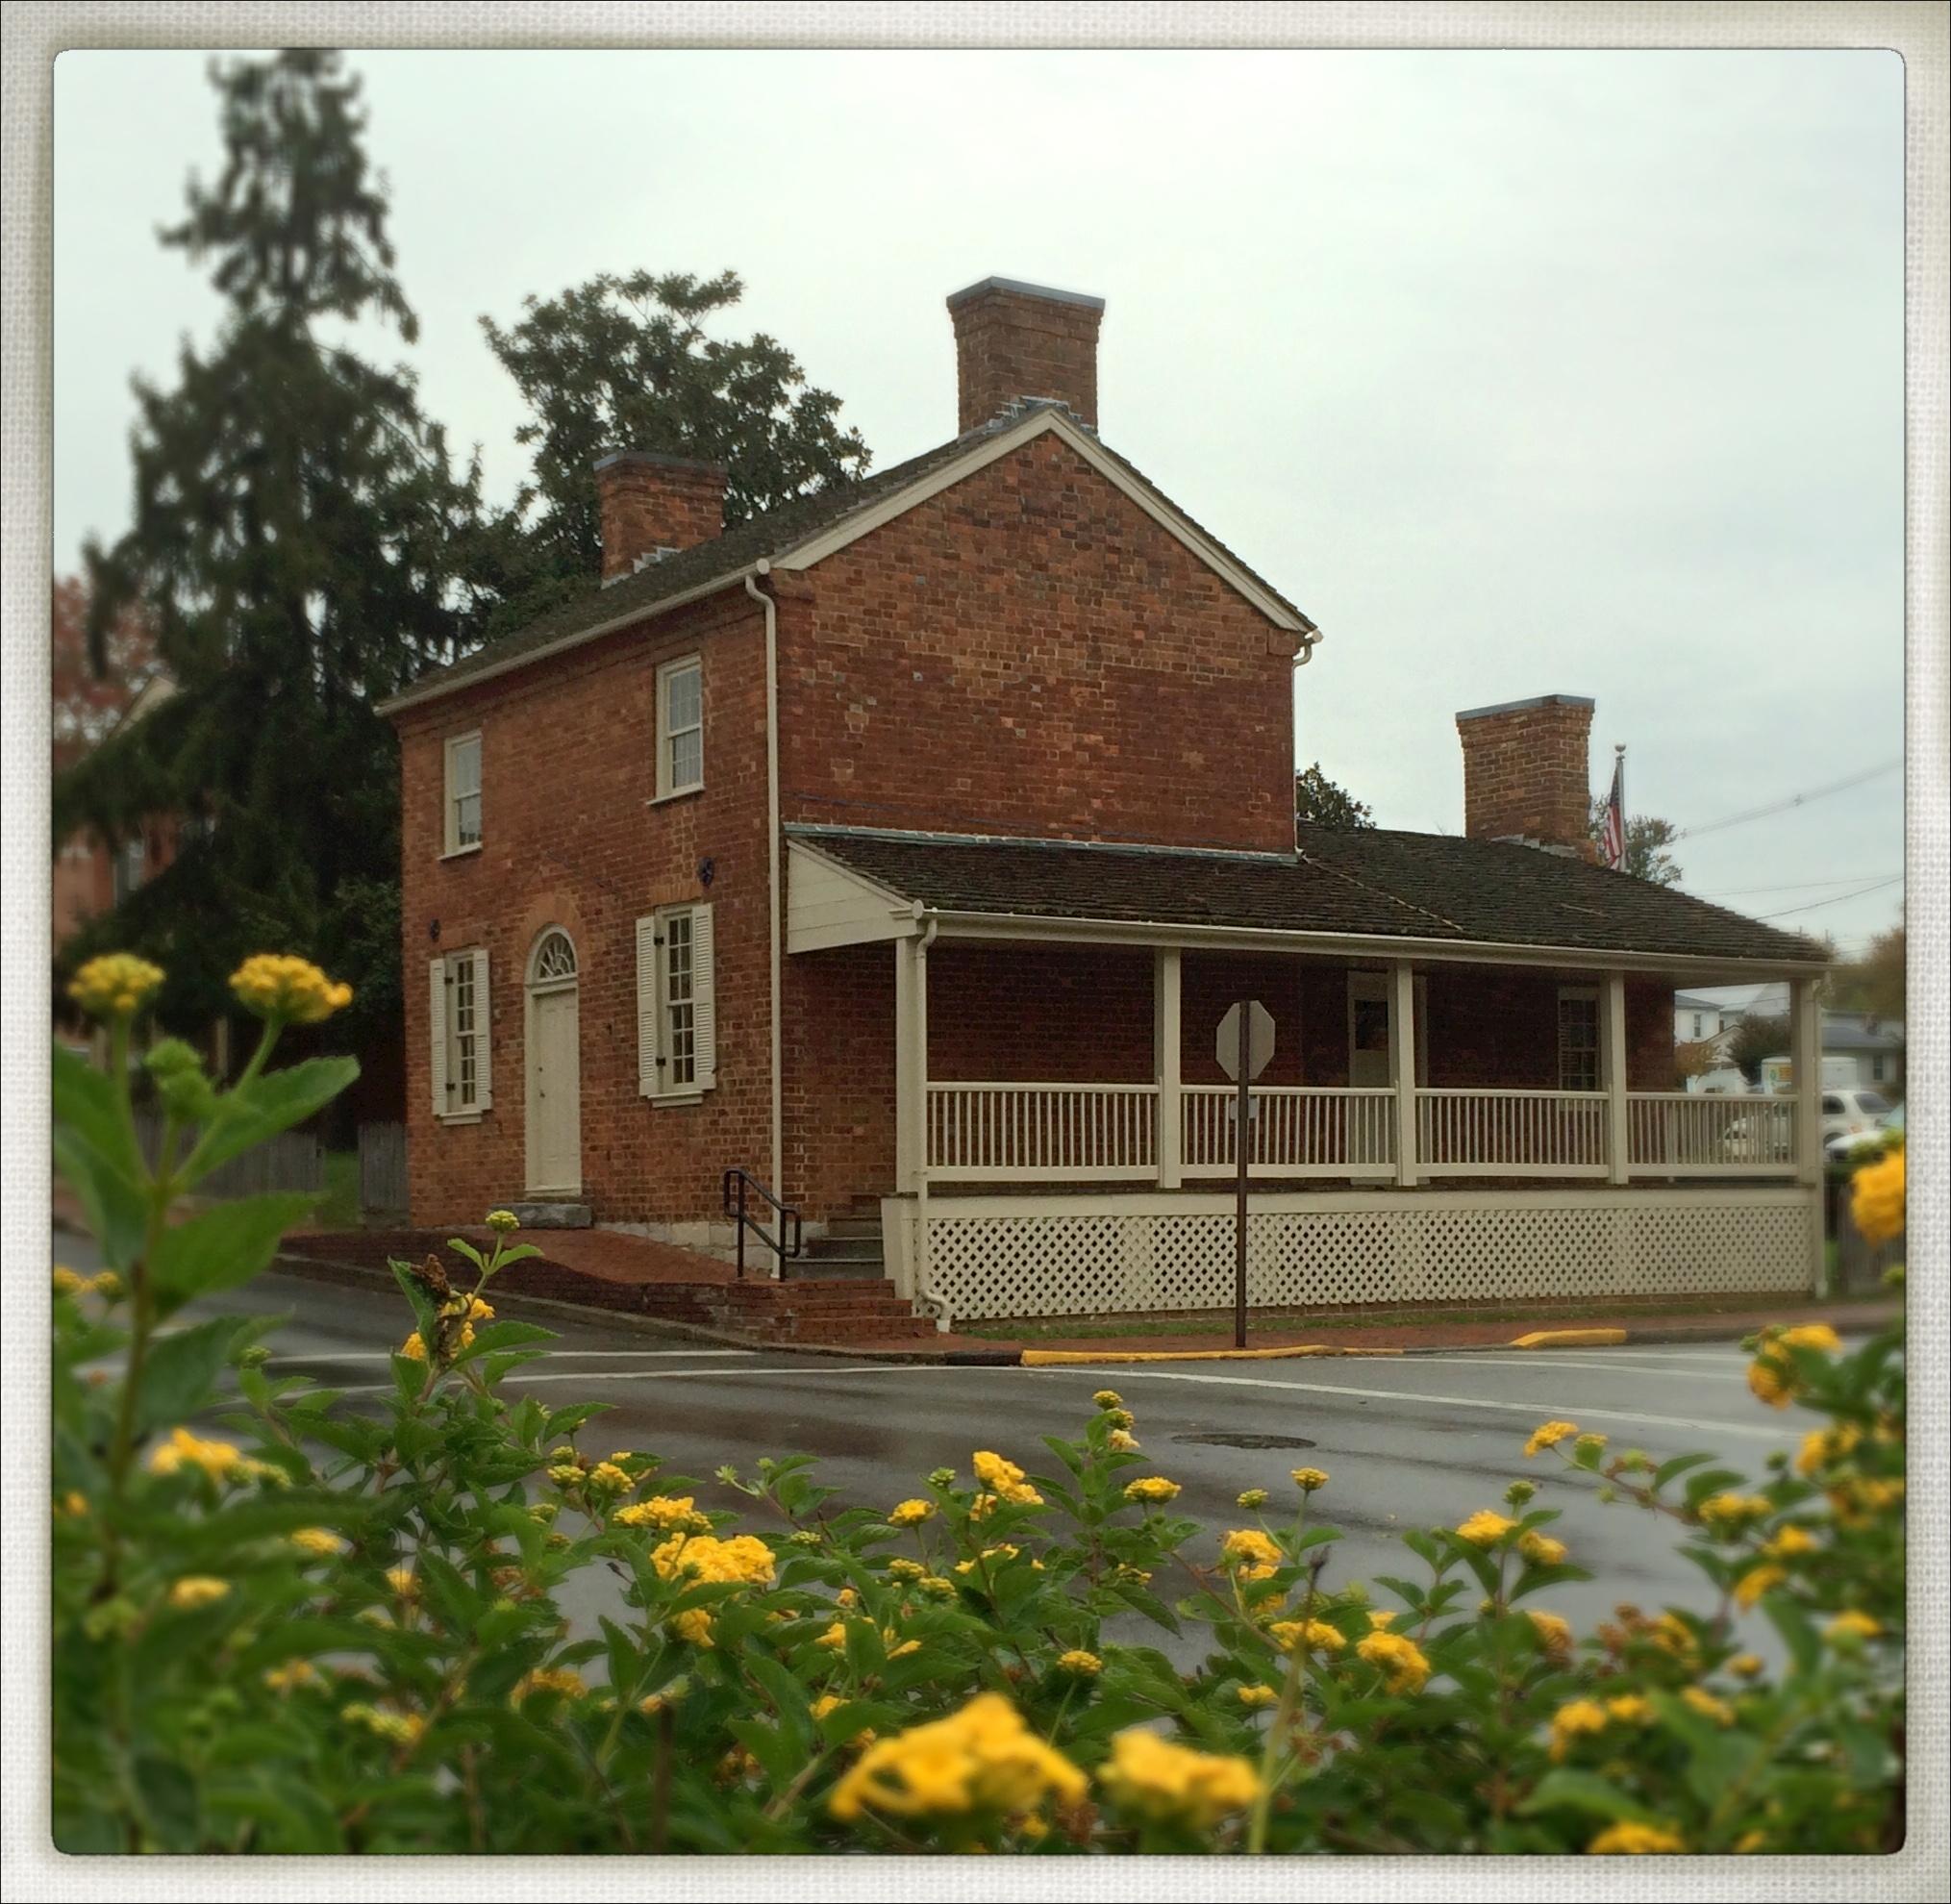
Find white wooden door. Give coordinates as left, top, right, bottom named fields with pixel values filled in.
left=526, top=932, right=582, bottom=1193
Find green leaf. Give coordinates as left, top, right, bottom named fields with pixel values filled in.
left=178, top=1057, right=358, bottom=1186
left=133, top=1752, right=202, bottom=1851
left=1653, top=1451, right=1717, bottom=1490
left=148, top=1192, right=319, bottom=1315
left=133, top=1316, right=241, bottom=1435
left=1762, top=1592, right=1821, bottom=1678
left=52, top=1124, right=151, bottom=1271
left=53, top=1043, right=144, bottom=1176
left=1516, top=1769, right=1658, bottom=1825
left=388, top=1256, right=443, bottom=1348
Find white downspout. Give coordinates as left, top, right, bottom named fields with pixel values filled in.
left=744, top=566, right=784, bottom=1219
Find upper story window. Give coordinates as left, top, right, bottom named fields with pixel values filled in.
left=444, top=732, right=483, bottom=854
left=1690, top=1013, right=1704, bottom=1040
left=1557, top=988, right=1601, bottom=1092
left=656, top=656, right=703, bottom=799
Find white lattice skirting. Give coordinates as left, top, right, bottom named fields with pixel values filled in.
left=883, top=1188, right=1821, bottom=1323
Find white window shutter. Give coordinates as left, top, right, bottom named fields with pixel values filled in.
left=471, top=947, right=493, bottom=1110
left=636, top=914, right=659, bottom=1097
left=692, top=903, right=716, bottom=1090
left=428, top=956, right=448, bottom=1117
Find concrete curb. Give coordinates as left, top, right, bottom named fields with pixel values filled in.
left=1020, top=1343, right=1404, bottom=1366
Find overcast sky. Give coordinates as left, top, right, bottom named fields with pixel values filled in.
left=52, top=48, right=1905, bottom=965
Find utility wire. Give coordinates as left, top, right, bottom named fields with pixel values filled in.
left=1697, top=871, right=1903, bottom=898
left=1675, top=760, right=1901, bottom=842
left=1752, top=875, right=1904, bottom=921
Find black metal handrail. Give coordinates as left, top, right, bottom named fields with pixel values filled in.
left=721, top=1167, right=804, bottom=1280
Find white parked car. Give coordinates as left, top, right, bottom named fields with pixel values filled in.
left=1824, top=1093, right=1899, bottom=1163
left=1823, top=1089, right=1893, bottom=1151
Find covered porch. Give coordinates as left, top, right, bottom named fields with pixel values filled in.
left=785, top=827, right=1829, bottom=1326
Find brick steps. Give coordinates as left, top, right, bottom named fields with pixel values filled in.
left=637, top=1278, right=935, bottom=1344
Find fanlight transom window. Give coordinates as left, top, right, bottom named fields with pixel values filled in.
left=531, top=930, right=578, bottom=986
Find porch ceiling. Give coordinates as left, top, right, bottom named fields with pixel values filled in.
left=786, top=826, right=1829, bottom=974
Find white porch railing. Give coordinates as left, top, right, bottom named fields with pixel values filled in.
left=1181, top=1087, right=1396, bottom=1177
left=922, top=1083, right=1802, bottom=1183
left=927, top=1084, right=1158, bottom=1181
left=1627, top=1093, right=1797, bottom=1175
left=1415, top=1089, right=1609, bottom=1177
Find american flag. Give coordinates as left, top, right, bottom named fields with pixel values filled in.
left=1601, top=749, right=1627, bottom=871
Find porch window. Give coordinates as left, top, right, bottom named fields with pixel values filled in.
left=1557, top=988, right=1601, bottom=1091
left=112, top=834, right=147, bottom=904
left=444, top=732, right=483, bottom=854
left=635, top=901, right=715, bottom=1098
left=656, top=655, right=703, bottom=798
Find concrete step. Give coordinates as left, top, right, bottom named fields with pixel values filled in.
left=818, top=1214, right=885, bottom=1241
left=508, top=1200, right=593, bottom=1230
left=790, top=1260, right=888, bottom=1282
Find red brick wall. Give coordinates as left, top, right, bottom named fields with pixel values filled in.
left=395, top=591, right=772, bottom=1228
left=928, top=943, right=1154, bottom=1083
left=778, top=433, right=1298, bottom=854
left=594, top=454, right=727, bottom=582
left=784, top=942, right=897, bottom=1219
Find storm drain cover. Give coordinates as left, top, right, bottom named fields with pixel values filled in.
left=1171, top=1432, right=1316, bottom=1451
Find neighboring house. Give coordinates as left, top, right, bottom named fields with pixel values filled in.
left=1755, top=1015, right=1905, bottom=1099
left=380, top=276, right=1832, bottom=1326
left=52, top=675, right=180, bottom=959
left=1673, top=990, right=1738, bottom=1061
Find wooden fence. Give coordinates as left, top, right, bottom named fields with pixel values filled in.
left=358, top=1121, right=410, bottom=1219
left=1833, top=1192, right=1905, bottom=1296
left=133, top=1111, right=323, bottom=1199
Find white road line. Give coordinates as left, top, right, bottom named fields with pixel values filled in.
left=1395, top=1353, right=1752, bottom=1380
left=328, top=1365, right=926, bottom=1394
left=1072, top=1366, right=1795, bottom=1443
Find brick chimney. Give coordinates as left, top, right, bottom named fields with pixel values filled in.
left=947, top=276, right=1105, bottom=434
left=1455, top=693, right=1595, bottom=856
left=592, top=451, right=727, bottom=584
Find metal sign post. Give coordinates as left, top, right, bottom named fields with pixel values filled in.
left=1215, top=1001, right=1275, bottom=1350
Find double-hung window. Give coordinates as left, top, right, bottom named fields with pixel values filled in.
left=636, top=902, right=714, bottom=1099
left=656, top=656, right=703, bottom=798
left=1557, top=987, right=1601, bottom=1092
left=429, top=948, right=492, bottom=1118
left=444, top=733, right=483, bottom=853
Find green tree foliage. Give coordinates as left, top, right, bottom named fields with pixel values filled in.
left=1588, top=798, right=1683, bottom=887
left=478, top=269, right=871, bottom=634
left=1294, top=764, right=1375, bottom=831
left=1826, top=926, right=1905, bottom=1024
left=53, top=52, right=494, bottom=1054
left=1728, top=1014, right=1791, bottom=1085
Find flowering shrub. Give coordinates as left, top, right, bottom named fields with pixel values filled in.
left=52, top=959, right=1906, bottom=1853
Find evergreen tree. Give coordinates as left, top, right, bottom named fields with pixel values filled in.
left=1294, top=764, right=1376, bottom=831
left=56, top=51, right=490, bottom=1059
left=479, top=269, right=870, bottom=632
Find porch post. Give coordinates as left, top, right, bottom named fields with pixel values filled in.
left=1390, top=961, right=1419, bottom=1188
left=1603, top=971, right=1630, bottom=1185
left=1791, top=974, right=1825, bottom=1294
left=1154, top=947, right=1183, bottom=1189
left=894, top=938, right=917, bottom=1190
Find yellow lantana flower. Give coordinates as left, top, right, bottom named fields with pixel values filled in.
left=649, top=1533, right=776, bottom=1588
left=1123, top=1476, right=1182, bottom=1506
left=288, top=1527, right=344, bottom=1559
left=1528, top=1611, right=1574, bottom=1656
left=888, top=1498, right=936, bottom=1527
left=148, top=1426, right=242, bottom=1482
left=1682, top=1688, right=1735, bottom=1727
left=168, top=1576, right=231, bottom=1611
left=1290, top=1466, right=1329, bottom=1491
left=1524, top=1419, right=1580, bottom=1458
left=614, top=1495, right=708, bottom=1534
left=1733, top=1564, right=1786, bottom=1610
left=1270, top=1618, right=1344, bottom=1655
left=1518, top=1529, right=1567, bottom=1566
left=1098, top=1728, right=1262, bottom=1828
left=1055, top=1649, right=1102, bottom=1677
left=1219, top=1527, right=1283, bottom=1579
left=68, top=952, right=165, bottom=1020
left=1456, top=1510, right=1515, bottom=1547
left=229, top=953, right=353, bottom=1024
left=1850, top=1146, right=1905, bottom=1245
left=1548, top=1698, right=1609, bottom=1761
left=1588, top=1821, right=1685, bottom=1854
left=1605, top=1694, right=1654, bottom=1725
left=1237, top=1683, right=1279, bottom=1709
left=1356, top=1630, right=1431, bottom=1693
left=828, top=1691, right=1087, bottom=1822
left=1825, top=1610, right=1882, bottom=1642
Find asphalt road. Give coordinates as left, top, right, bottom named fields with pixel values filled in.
left=55, top=1231, right=1819, bottom=1648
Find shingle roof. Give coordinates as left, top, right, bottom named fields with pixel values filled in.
left=382, top=403, right=1313, bottom=712
left=791, top=823, right=1829, bottom=966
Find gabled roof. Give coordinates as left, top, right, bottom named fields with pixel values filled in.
left=787, top=823, right=1830, bottom=969
left=378, top=404, right=1316, bottom=715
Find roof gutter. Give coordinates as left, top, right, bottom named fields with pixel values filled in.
left=376, top=564, right=763, bottom=718
left=911, top=904, right=1830, bottom=981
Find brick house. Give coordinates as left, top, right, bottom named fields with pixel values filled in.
left=380, top=276, right=1829, bottom=1326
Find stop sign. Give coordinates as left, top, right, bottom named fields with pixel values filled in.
left=1216, top=1000, right=1275, bottom=1081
